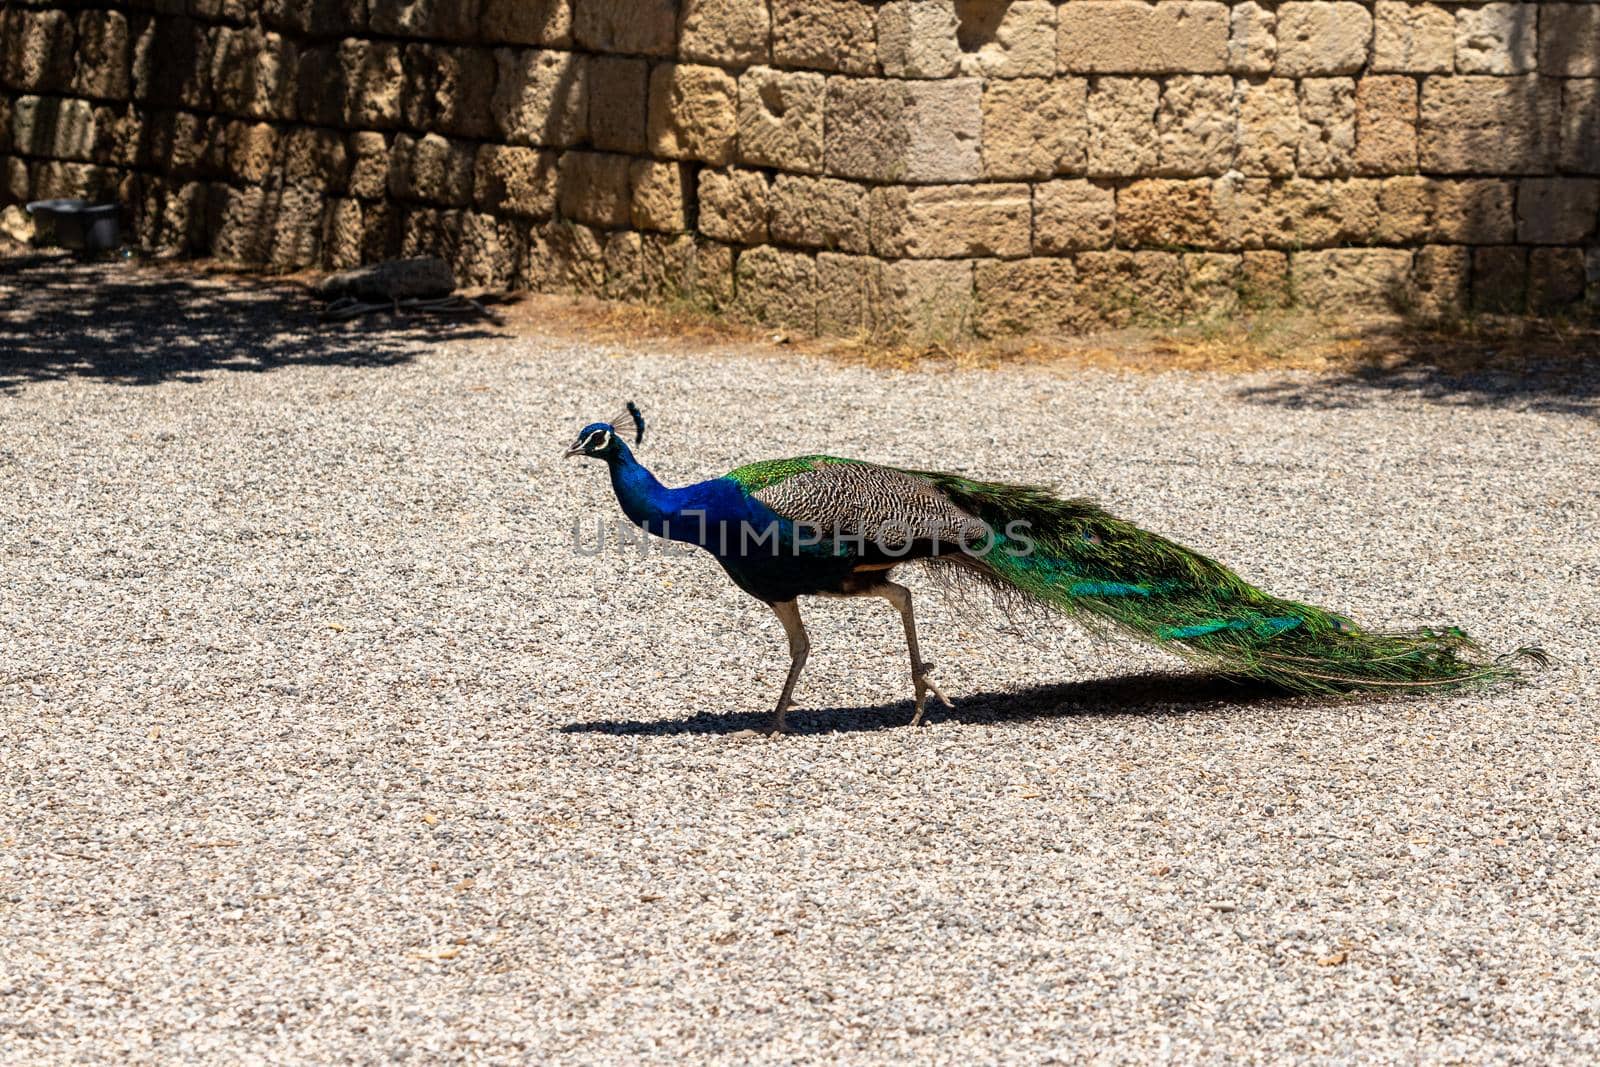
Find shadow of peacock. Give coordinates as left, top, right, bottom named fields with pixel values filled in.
left=566, top=403, right=1546, bottom=734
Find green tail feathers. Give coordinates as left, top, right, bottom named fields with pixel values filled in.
left=916, top=471, right=1547, bottom=694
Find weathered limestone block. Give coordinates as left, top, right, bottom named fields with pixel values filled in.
left=284, top=129, right=349, bottom=191
left=955, top=0, right=1055, bottom=79
left=825, top=78, right=982, bottom=183
left=389, top=133, right=476, bottom=207
left=139, top=111, right=220, bottom=177
left=0, top=9, right=76, bottom=94
left=0, top=98, right=10, bottom=155
left=1290, top=248, right=1415, bottom=312
left=371, top=0, right=482, bottom=41
left=1157, top=75, right=1235, bottom=176
left=1297, top=78, right=1356, bottom=178
left=574, top=0, right=677, bottom=56
left=1410, top=244, right=1470, bottom=320
left=589, top=56, right=649, bottom=154
left=1454, top=4, right=1537, bottom=76
left=135, top=179, right=207, bottom=252
left=1527, top=248, right=1588, bottom=312
left=262, top=0, right=367, bottom=38
left=982, top=78, right=1087, bottom=178
left=1471, top=247, right=1525, bottom=314
left=1057, top=1, right=1228, bottom=74
left=12, top=96, right=99, bottom=162
left=1516, top=178, right=1600, bottom=245
left=604, top=231, right=651, bottom=301
left=773, top=0, right=878, bottom=74
left=699, top=168, right=770, bottom=244
left=1074, top=251, right=1187, bottom=327
left=457, top=212, right=523, bottom=289
left=348, top=132, right=390, bottom=199
left=738, top=67, right=825, bottom=173
left=212, top=28, right=297, bottom=120
left=1541, top=6, right=1600, bottom=78
left=679, top=0, right=770, bottom=66
left=605, top=232, right=716, bottom=304
left=1371, top=175, right=1430, bottom=242
left=1087, top=77, right=1160, bottom=178
left=73, top=11, right=131, bottom=100
left=630, top=159, right=691, bottom=231
left=1214, top=175, right=1381, bottom=249
left=1228, top=2, right=1276, bottom=75
left=1373, top=2, right=1454, bottom=73
left=339, top=39, right=405, bottom=129
left=1033, top=179, right=1115, bottom=254
left=3, top=158, right=29, bottom=204
left=399, top=209, right=465, bottom=277
left=1355, top=76, right=1418, bottom=175
left=267, top=186, right=329, bottom=270
left=1117, top=179, right=1218, bottom=247
left=974, top=258, right=1083, bottom=336
left=817, top=255, right=974, bottom=341
left=526, top=220, right=607, bottom=295
left=878, top=1, right=961, bottom=78
left=481, top=0, right=572, bottom=46
left=1241, top=249, right=1291, bottom=306
left=869, top=183, right=1031, bottom=258
left=209, top=184, right=272, bottom=264
left=1560, top=81, right=1600, bottom=174
left=402, top=45, right=497, bottom=140
left=1384, top=177, right=1515, bottom=243
left=733, top=246, right=818, bottom=332
left=494, top=49, right=589, bottom=147
left=1275, top=3, right=1372, bottom=77
left=648, top=63, right=738, bottom=165
left=1420, top=76, right=1557, bottom=175
left=1185, top=252, right=1243, bottom=316
left=224, top=121, right=279, bottom=184
left=557, top=151, right=633, bottom=228
left=1236, top=78, right=1300, bottom=177
left=769, top=174, right=870, bottom=253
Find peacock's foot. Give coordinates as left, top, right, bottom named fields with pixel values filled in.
left=909, top=663, right=955, bottom=727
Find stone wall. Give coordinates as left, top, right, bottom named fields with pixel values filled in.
left=2, top=1, right=1597, bottom=338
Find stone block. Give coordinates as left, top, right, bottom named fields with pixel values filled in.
left=348, top=132, right=390, bottom=200
left=1290, top=248, right=1415, bottom=312
left=589, top=56, right=649, bottom=154
left=1117, top=179, right=1218, bottom=248
left=1471, top=247, right=1525, bottom=314
left=1298, top=78, right=1357, bottom=178
left=769, top=175, right=870, bottom=253
left=1228, top=2, right=1276, bottom=75
left=1560, top=81, right=1600, bottom=174
left=1373, top=2, right=1454, bottom=73
left=1275, top=3, right=1373, bottom=77
left=1033, top=179, right=1115, bottom=254
left=284, top=129, right=349, bottom=191
left=982, top=78, right=1087, bottom=178
left=389, top=134, right=476, bottom=207
left=773, top=0, right=878, bottom=74
left=457, top=212, right=523, bottom=290
left=825, top=78, right=982, bottom=183
left=494, top=49, right=589, bottom=148
left=974, top=258, right=1084, bottom=337
left=1454, top=4, right=1537, bottom=76
left=738, top=67, right=825, bottom=174
left=481, top=0, right=572, bottom=46
left=338, top=39, right=405, bottom=129
left=1241, top=249, right=1291, bottom=307
left=699, top=168, right=770, bottom=244
left=224, top=121, right=279, bottom=184
left=1430, top=178, right=1515, bottom=243
left=1185, top=252, right=1243, bottom=316
left=630, top=159, right=691, bottom=231
left=0, top=98, right=10, bottom=155
left=1, top=10, right=76, bottom=94
left=1372, top=175, right=1431, bottom=243
left=648, top=63, right=738, bottom=165
left=398, top=208, right=466, bottom=275
left=1157, top=75, right=1235, bottom=177
left=1355, top=76, right=1418, bottom=176
left=261, top=0, right=366, bottom=37
left=1213, top=175, right=1381, bottom=250
left=402, top=45, right=497, bottom=140
left=1056, top=1, right=1228, bottom=74
left=954, top=0, right=1055, bottom=79
left=1073, top=251, right=1187, bottom=327
left=1527, top=248, right=1588, bottom=313
left=1087, top=77, right=1160, bottom=178
left=878, top=0, right=961, bottom=78
left=557, top=151, right=633, bottom=228
left=1236, top=78, right=1300, bottom=178
left=1410, top=244, right=1470, bottom=321
left=1541, top=6, right=1600, bottom=78
left=1420, top=76, right=1557, bottom=175
left=679, top=0, right=770, bottom=66
left=733, top=246, right=818, bottom=332
left=869, top=183, right=1031, bottom=258
left=526, top=220, right=607, bottom=295
left=211, top=28, right=297, bottom=121
left=573, top=0, right=677, bottom=56
left=816, top=255, right=974, bottom=341
left=73, top=11, right=131, bottom=100
left=371, top=0, right=483, bottom=41
left=11, top=96, right=98, bottom=162
left=1517, top=179, right=1600, bottom=245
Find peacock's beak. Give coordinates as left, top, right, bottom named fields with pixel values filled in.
left=562, top=440, right=585, bottom=458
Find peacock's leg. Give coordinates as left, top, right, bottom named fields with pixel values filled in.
left=878, top=581, right=954, bottom=726
left=768, top=599, right=810, bottom=734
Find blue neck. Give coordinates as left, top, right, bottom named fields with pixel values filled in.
left=602, top=444, right=782, bottom=553
left=607, top=442, right=680, bottom=527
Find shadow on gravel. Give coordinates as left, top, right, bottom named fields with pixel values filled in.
left=0, top=253, right=498, bottom=393
left=561, top=670, right=1337, bottom=737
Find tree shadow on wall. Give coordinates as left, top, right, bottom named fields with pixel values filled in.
left=0, top=251, right=498, bottom=393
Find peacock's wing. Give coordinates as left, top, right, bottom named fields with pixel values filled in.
left=726, top=456, right=989, bottom=550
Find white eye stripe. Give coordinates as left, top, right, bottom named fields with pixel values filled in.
left=587, top=429, right=612, bottom=450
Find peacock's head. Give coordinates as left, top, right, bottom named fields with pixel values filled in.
left=564, top=402, right=645, bottom=461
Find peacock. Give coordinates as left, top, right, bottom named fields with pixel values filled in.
left=566, top=403, right=1545, bottom=733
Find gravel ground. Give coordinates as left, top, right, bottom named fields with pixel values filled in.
left=3, top=261, right=1599, bottom=1063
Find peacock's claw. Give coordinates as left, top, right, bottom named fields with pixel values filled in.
left=909, top=663, right=954, bottom=727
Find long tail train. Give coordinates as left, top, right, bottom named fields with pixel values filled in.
left=918, top=472, right=1548, bottom=693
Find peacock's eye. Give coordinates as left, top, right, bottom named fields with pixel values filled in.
left=593, top=430, right=611, bottom=450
